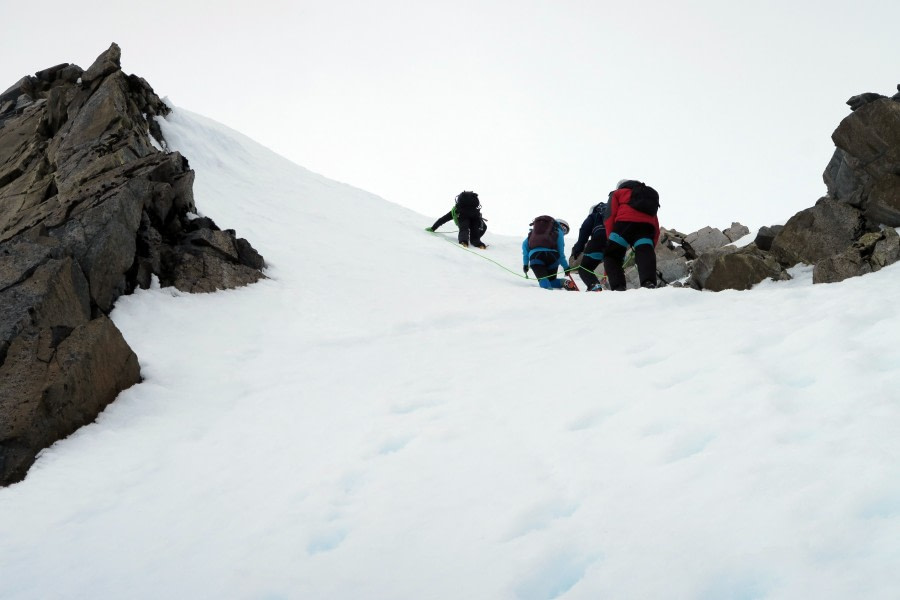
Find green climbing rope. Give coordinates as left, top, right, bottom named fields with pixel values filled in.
left=426, top=229, right=606, bottom=284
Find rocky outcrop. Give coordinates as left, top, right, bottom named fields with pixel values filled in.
left=0, top=44, right=266, bottom=486
left=824, top=95, right=900, bottom=222
left=645, top=83, right=900, bottom=292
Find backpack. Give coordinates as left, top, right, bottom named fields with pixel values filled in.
left=591, top=202, right=609, bottom=237
left=527, top=215, right=559, bottom=249
left=455, top=191, right=480, bottom=213
left=621, top=181, right=660, bottom=216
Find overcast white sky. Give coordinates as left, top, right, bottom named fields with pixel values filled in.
left=3, top=0, right=898, bottom=234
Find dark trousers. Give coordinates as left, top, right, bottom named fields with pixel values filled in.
left=603, top=222, right=657, bottom=291
left=529, top=250, right=564, bottom=289
left=459, top=217, right=485, bottom=245
left=577, top=234, right=607, bottom=288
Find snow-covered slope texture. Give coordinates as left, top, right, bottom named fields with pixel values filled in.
left=1, top=107, right=899, bottom=600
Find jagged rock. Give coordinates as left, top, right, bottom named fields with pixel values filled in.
left=0, top=45, right=266, bottom=485
left=703, top=246, right=790, bottom=292
left=81, top=43, right=121, bottom=84
left=682, top=226, right=731, bottom=259
left=0, top=315, right=139, bottom=484
left=753, top=225, right=784, bottom=252
left=723, top=222, right=751, bottom=242
left=770, top=198, right=869, bottom=267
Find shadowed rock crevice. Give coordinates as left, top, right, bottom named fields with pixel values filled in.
left=0, top=43, right=266, bottom=486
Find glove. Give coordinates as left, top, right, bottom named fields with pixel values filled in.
left=570, top=251, right=581, bottom=262
left=523, top=265, right=529, bottom=275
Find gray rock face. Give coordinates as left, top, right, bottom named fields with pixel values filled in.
left=0, top=44, right=266, bottom=486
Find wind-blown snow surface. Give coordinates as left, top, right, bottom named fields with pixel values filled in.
left=2, top=108, right=900, bottom=600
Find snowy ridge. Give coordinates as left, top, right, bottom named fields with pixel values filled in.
left=0, top=107, right=899, bottom=600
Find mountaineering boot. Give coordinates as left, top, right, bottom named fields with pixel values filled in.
left=588, top=283, right=604, bottom=292
left=563, top=279, right=578, bottom=291
left=641, top=281, right=657, bottom=289
left=475, top=243, right=487, bottom=249
left=459, top=241, right=469, bottom=248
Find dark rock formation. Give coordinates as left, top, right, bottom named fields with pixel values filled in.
left=0, top=44, right=266, bottom=486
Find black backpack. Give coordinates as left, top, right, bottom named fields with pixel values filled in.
left=527, top=215, right=559, bottom=249
left=620, top=181, right=660, bottom=216
left=455, top=191, right=480, bottom=213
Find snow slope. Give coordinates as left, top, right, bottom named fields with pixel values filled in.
left=1, top=107, right=899, bottom=600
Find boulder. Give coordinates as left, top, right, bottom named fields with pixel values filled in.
left=0, top=45, right=266, bottom=485
left=753, top=225, right=784, bottom=252
left=682, top=226, right=731, bottom=259
left=871, top=226, right=900, bottom=270
left=813, top=245, right=873, bottom=284
left=723, top=222, right=751, bottom=242
left=0, top=315, right=139, bottom=485
left=703, top=246, right=790, bottom=291
left=655, top=238, right=689, bottom=285
left=688, top=245, right=738, bottom=290
left=813, top=227, right=900, bottom=283
left=769, top=198, right=868, bottom=267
